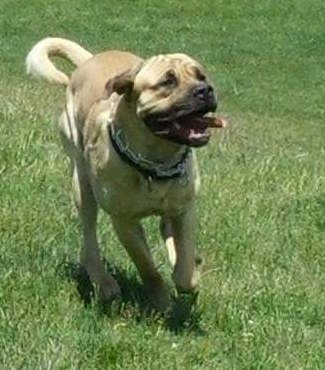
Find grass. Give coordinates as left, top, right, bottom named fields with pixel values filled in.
left=1, top=0, right=325, bottom=368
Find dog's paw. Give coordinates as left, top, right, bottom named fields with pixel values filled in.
left=99, top=275, right=121, bottom=303
left=144, top=278, right=172, bottom=313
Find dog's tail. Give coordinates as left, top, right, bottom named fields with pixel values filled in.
left=26, top=37, right=93, bottom=86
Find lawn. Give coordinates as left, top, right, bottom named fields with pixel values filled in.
left=1, top=0, right=325, bottom=368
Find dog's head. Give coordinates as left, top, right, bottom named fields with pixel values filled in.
left=106, top=54, right=220, bottom=147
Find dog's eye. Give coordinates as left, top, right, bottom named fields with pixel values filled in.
left=158, top=70, right=178, bottom=88
left=195, top=69, right=206, bottom=82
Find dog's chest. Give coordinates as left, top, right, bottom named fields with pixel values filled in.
left=92, top=172, right=196, bottom=218
left=84, top=120, right=200, bottom=218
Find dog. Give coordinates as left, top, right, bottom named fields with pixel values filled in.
left=26, top=37, right=226, bottom=311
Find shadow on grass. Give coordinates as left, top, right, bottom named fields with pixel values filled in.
left=57, top=259, right=205, bottom=335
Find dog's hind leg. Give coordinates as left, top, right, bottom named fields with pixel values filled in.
left=111, top=217, right=171, bottom=312
left=159, top=218, right=177, bottom=267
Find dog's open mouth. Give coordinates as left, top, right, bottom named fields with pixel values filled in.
left=145, top=113, right=227, bottom=147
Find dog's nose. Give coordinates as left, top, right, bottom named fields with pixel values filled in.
left=193, top=84, right=214, bottom=101
left=193, top=84, right=217, bottom=110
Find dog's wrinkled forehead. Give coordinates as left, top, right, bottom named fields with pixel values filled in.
left=134, top=53, right=205, bottom=87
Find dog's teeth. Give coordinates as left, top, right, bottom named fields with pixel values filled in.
left=189, top=129, right=207, bottom=139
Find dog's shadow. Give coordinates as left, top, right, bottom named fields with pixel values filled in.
left=58, top=259, right=205, bottom=335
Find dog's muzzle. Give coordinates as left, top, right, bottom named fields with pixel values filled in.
left=143, top=85, right=221, bottom=147
left=193, top=84, right=217, bottom=111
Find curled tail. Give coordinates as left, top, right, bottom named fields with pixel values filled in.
left=26, top=37, right=93, bottom=86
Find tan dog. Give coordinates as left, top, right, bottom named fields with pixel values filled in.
left=26, top=37, right=226, bottom=311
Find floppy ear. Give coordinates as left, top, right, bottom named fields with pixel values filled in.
left=105, top=62, right=143, bottom=98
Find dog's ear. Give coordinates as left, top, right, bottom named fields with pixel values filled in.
left=106, top=70, right=133, bottom=96
left=105, top=62, right=143, bottom=98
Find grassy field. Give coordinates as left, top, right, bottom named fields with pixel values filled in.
left=1, top=0, right=325, bottom=368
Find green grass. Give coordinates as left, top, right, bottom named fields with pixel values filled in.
left=1, top=0, right=325, bottom=368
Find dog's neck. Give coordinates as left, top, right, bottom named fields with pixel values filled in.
left=114, top=97, right=187, bottom=164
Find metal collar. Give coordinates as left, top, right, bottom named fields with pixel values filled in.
left=109, top=124, right=191, bottom=181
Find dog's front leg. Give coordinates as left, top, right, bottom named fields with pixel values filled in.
left=111, top=217, right=171, bottom=311
left=72, top=161, right=121, bottom=302
left=163, top=204, right=200, bottom=294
